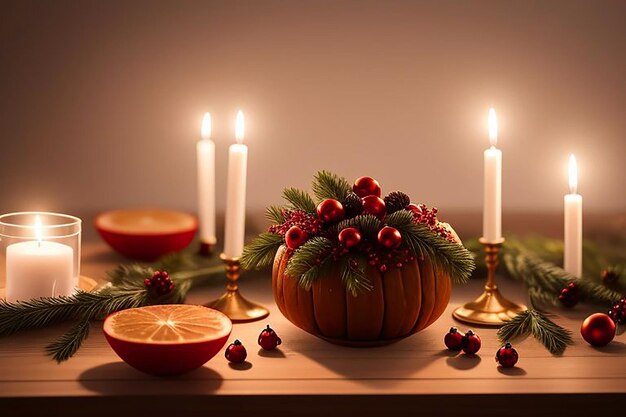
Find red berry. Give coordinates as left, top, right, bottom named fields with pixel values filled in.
left=608, top=297, right=626, bottom=325
left=258, top=325, right=282, bottom=351
left=353, top=176, right=382, bottom=198
left=361, top=195, right=386, bottom=220
left=558, top=282, right=579, bottom=308
left=377, top=226, right=402, bottom=249
left=581, top=313, right=616, bottom=347
left=495, top=342, right=519, bottom=368
left=316, top=199, right=345, bottom=223
left=444, top=327, right=464, bottom=351
left=285, top=226, right=308, bottom=250
left=225, top=339, right=247, bottom=364
left=462, top=330, right=481, bottom=354
left=602, top=268, right=620, bottom=284
left=338, top=227, right=362, bottom=249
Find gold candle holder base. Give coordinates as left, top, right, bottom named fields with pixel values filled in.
left=198, top=241, right=215, bottom=257
left=205, top=254, right=269, bottom=323
left=452, top=238, right=525, bottom=326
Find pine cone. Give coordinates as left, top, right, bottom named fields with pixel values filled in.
left=342, top=193, right=363, bottom=217
left=384, top=191, right=411, bottom=214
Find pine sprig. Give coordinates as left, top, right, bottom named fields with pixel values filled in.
left=312, top=170, right=352, bottom=202
left=285, top=237, right=333, bottom=282
left=241, top=233, right=284, bottom=270
left=340, top=256, right=372, bottom=296
left=265, top=205, right=285, bottom=224
left=498, top=309, right=573, bottom=355
left=337, top=214, right=382, bottom=239
left=282, top=187, right=316, bottom=213
left=386, top=210, right=475, bottom=284
left=46, top=318, right=91, bottom=363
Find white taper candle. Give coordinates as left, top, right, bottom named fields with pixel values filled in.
left=482, top=108, right=502, bottom=242
left=197, top=112, right=216, bottom=245
left=564, top=154, right=583, bottom=277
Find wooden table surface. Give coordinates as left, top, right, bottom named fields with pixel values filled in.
left=1, top=233, right=626, bottom=416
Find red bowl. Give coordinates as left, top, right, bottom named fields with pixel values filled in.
left=95, top=209, right=198, bottom=261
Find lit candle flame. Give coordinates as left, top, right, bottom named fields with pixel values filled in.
left=568, top=154, right=578, bottom=194
left=201, top=112, right=211, bottom=140
left=235, top=110, right=245, bottom=144
left=488, top=108, right=498, bottom=147
left=34, top=215, right=43, bottom=244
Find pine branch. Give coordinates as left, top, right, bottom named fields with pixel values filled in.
left=285, top=237, right=333, bottom=280
left=265, top=205, right=285, bottom=224
left=340, top=256, right=372, bottom=296
left=337, top=214, right=382, bottom=239
left=312, top=170, right=351, bottom=202
left=498, top=309, right=573, bottom=355
left=386, top=210, right=475, bottom=284
left=240, top=233, right=284, bottom=270
left=298, top=257, right=333, bottom=291
left=46, top=318, right=91, bottom=363
left=282, top=187, right=316, bottom=213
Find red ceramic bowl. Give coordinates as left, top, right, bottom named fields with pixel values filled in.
left=95, top=209, right=198, bottom=261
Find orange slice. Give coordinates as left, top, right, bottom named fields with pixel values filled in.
left=103, top=305, right=232, bottom=376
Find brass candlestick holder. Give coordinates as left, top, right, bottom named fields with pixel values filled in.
left=205, top=253, right=269, bottom=323
left=453, top=238, right=525, bottom=326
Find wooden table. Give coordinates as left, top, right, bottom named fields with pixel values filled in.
left=1, top=236, right=626, bottom=416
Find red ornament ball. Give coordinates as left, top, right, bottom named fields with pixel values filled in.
left=378, top=226, right=402, bottom=249
left=316, top=199, right=345, bottom=223
left=258, top=325, right=282, bottom=351
left=444, top=327, right=464, bottom=351
left=495, top=342, right=519, bottom=368
left=581, top=313, right=616, bottom=347
left=225, top=339, right=247, bottom=364
left=353, top=176, right=382, bottom=198
left=462, top=330, right=481, bottom=354
left=361, top=195, right=386, bottom=220
left=338, top=227, right=362, bottom=249
left=285, top=226, right=308, bottom=250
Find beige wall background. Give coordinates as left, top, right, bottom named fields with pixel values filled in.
left=1, top=1, right=625, bottom=233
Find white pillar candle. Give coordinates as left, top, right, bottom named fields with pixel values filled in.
left=5, top=216, right=74, bottom=302
left=223, top=110, right=248, bottom=258
left=197, top=112, right=216, bottom=245
left=482, top=108, right=502, bottom=242
left=564, top=154, right=583, bottom=277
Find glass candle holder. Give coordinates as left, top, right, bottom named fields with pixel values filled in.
left=0, top=212, right=81, bottom=302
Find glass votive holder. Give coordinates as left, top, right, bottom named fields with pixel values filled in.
left=0, top=212, right=81, bottom=302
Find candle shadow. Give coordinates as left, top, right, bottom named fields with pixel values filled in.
left=78, top=362, right=223, bottom=395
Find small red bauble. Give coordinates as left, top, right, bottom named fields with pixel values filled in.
left=225, top=339, right=247, bottom=364
left=378, top=226, right=402, bottom=249
left=285, top=226, right=308, bottom=250
left=462, top=330, right=481, bottom=354
left=316, top=199, right=345, bottom=223
left=353, top=176, right=382, bottom=198
left=361, top=195, right=386, bottom=220
left=444, top=327, right=464, bottom=351
left=581, top=313, right=616, bottom=347
left=258, top=325, right=282, bottom=351
left=495, top=342, right=519, bottom=368
left=338, top=227, right=362, bottom=249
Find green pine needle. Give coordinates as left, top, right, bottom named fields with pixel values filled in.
left=312, top=170, right=352, bottom=202
left=265, top=205, right=285, bottom=223
left=498, top=309, right=573, bottom=355
left=282, top=187, right=316, bottom=213
left=285, top=237, right=333, bottom=281
left=46, top=318, right=91, bottom=363
left=340, top=256, right=373, bottom=296
left=337, top=214, right=382, bottom=239
left=386, top=210, right=475, bottom=284
left=240, top=233, right=284, bottom=270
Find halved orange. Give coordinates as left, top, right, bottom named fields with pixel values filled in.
left=103, top=304, right=232, bottom=376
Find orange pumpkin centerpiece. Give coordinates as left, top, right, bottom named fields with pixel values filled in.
left=242, top=172, right=474, bottom=346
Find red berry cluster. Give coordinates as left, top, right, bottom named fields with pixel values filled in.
left=366, top=247, right=415, bottom=273
left=408, top=204, right=455, bottom=242
left=269, top=210, right=322, bottom=236
left=144, top=271, right=174, bottom=295
left=559, top=282, right=579, bottom=308
left=608, top=298, right=626, bottom=326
